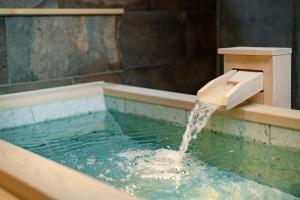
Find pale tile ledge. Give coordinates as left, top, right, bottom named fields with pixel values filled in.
left=102, top=83, right=300, bottom=130
left=0, top=140, right=137, bottom=200
left=0, top=82, right=105, bottom=111
left=0, top=81, right=299, bottom=130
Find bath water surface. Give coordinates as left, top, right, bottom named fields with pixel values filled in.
left=0, top=111, right=299, bottom=199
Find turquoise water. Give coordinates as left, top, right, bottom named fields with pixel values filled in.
left=0, top=111, right=299, bottom=199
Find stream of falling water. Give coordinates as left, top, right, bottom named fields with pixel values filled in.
left=179, top=101, right=219, bottom=154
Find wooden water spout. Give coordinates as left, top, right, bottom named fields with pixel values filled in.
left=197, top=47, right=292, bottom=110
left=197, top=70, right=263, bottom=110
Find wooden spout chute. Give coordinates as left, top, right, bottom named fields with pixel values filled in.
left=197, top=70, right=263, bottom=110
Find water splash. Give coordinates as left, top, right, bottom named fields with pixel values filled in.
left=179, top=101, right=219, bottom=154
left=118, top=149, right=186, bottom=190
left=116, top=101, right=219, bottom=189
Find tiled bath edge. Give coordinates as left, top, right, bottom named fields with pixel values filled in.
left=102, top=83, right=300, bottom=130
left=104, top=96, right=186, bottom=126
left=0, top=82, right=299, bottom=151
left=105, top=95, right=300, bottom=151
left=0, top=95, right=106, bottom=130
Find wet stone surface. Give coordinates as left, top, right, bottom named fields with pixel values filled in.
left=6, top=16, right=120, bottom=83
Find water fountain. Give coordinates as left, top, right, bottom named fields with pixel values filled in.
left=180, top=47, right=292, bottom=153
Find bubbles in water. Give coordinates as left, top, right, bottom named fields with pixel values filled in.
left=87, top=156, right=96, bottom=165
left=97, top=173, right=114, bottom=182
left=118, top=150, right=154, bottom=161
left=68, top=153, right=78, bottom=164
left=77, top=163, right=84, bottom=170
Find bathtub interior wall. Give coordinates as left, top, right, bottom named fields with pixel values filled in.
left=0, top=95, right=106, bottom=130
left=0, top=83, right=299, bottom=152
left=104, top=95, right=300, bottom=151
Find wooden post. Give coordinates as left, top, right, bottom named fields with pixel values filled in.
left=218, top=47, right=292, bottom=108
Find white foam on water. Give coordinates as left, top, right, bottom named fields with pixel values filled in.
left=114, top=102, right=298, bottom=199
left=118, top=149, right=155, bottom=161
left=118, top=149, right=187, bottom=188
left=117, top=101, right=219, bottom=189
left=87, top=156, right=96, bottom=165
left=116, top=149, right=298, bottom=200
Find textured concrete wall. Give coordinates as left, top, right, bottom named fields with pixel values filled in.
left=6, top=16, right=119, bottom=83
left=218, top=0, right=300, bottom=109
left=0, top=0, right=217, bottom=96
left=0, top=18, right=7, bottom=84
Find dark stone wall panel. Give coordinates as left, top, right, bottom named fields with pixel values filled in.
left=0, top=1, right=217, bottom=97
left=0, top=0, right=57, bottom=8
left=151, top=0, right=216, bottom=12
left=6, top=17, right=35, bottom=83
left=119, top=12, right=186, bottom=68
left=122, top=58, right=216, bottom=94
left=6, top=16, right=120, bottom=83
left=59, top=0, right=150, bottom=10
left=186, top=12, right=216, bottom=59
left=0, top=18, right=8, bottom=84
left=219, top=0, right=293, bottom=47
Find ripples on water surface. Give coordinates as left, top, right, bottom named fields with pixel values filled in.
left=0, top=111, right=299, bottom=199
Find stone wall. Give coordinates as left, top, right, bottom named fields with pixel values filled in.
left=218, top=0, right=300, bottom=109
left=0, top=0, right=217, bottom=95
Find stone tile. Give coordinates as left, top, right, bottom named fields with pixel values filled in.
left=0, top=78, right=73, bottom=95
left=74, top=72, right=121, bottom=84
left=59, top=0, right=150, bottom=10
left=0, top=107, right=35, bottom=130
left=0, top=0, right=57, bottom=7
left=243, top=121, right=270, bottom=144
left=6, top=16, right=119, bottom=83
left=0, top=17, right=8, bottom=84
left=122, top=59, right=216, bottom=94
left=186, top=12, right=216, bottom=58
left=6, top=17, right=35, bottom=83
left=270, top=126, right=300, bottom=150
left=209, top=114, right=270, bottom=144
left=32, top=95, right=106, bottom=123
left=104, top=96, right=125, bottom=112
left=125, top=99, right=186, bottom=126
left=209, top=115, right=245, bottom=137
left=154, top=104, right=186, bottom=126
left=119, top=12, right=185, bottom=68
